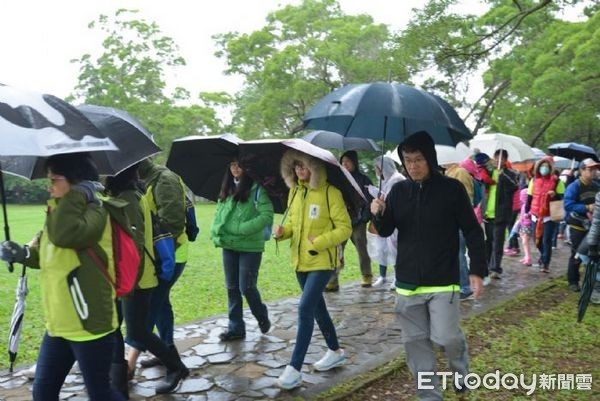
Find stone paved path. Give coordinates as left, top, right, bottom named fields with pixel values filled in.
left=0, top=243, right=573, bottom=400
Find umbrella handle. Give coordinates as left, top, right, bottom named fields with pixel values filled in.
left=0, top=167, right=14, bottom=273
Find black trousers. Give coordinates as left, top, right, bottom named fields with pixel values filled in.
left=484, top=220, right=508, bottom=274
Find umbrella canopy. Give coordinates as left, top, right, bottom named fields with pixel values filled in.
left=469, top=133, right=535, bottom=162
left=531, top=147, right=547, bottom=160
left=0, top=105, right=161, bottom=179
left=0, top=85, right=117, bottom=156
left=238, top=139, right=366, bottom=215
left=553, top=156, right=576, bottom=170
left=578, top=259, right=599, bottom=322
left=548, top=142, right=598, bottom=162
left=303, top=82, right=472, bottom=146
left=166, top=133, right=241, bottom=202
left=301, top=130, right=380, bottom=151
left=435, top=142, right=472, bottom=166
left=8, top=275, right=28, bottom=372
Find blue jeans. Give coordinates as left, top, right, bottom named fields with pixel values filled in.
left=536, top=220, right=557, bottom=266
left=458, top=231, right=471, bottom=294
left=290, top=270, right=340, bottom=371
left=379, top=264, right=387, bottom=278
left=34, top=332, right=125, bottom=401
left=222, top=249, right=268, bottom=335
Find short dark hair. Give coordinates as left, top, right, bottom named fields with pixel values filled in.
left=105, top=163, right=143, bottom=196
left=494, top=149, right=508, bottom=159
left=45, top=153, right=99, bottom=184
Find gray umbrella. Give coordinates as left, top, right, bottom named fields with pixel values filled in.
left=301, top=130, right=380, bottom=151
left=8, top=274, right=28, bottom=372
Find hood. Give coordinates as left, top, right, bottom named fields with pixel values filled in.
left=137, top=158, right=156, bottom=180
left=397, top=131, right=440, bottom=181
left=459, top=157, right=481, bottom=180
left=340, top=150, right=359, bottom=173
left=373, top=155, right=400, bottom=182
left=533, top=156, right=555, bottom=178
left=280, top=149, right=326, bottom=190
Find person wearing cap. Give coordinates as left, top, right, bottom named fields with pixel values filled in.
left=564, top=158, right=600, bottom=292
left=480, top=149, right=519, bottom=279
left=327, top=150, right=374, bottom=290
left=371, top=131, right=486, bottom=400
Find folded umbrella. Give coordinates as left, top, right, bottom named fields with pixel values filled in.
left=239, top=139, right=366, bottom=215
left=166, top=133, right=241, bottom=202
left=301, top=130, right=380, bottom=151
left=8, top=275, right=28, bottom=373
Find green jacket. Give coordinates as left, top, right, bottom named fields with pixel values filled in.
left=117, top=190, right=157, bottom=290
left=139, top=159, right=188, bottom=263
left=279, top=165, right=352, bottom=272
left=211, top=183, right=274, bottom=252
left=25, top=190, right=118, bottom=339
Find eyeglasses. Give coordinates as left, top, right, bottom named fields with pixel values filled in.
left=403, top=157, right=427, bottom=166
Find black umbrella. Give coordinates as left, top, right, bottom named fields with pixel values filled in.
left=548, top=143, right=598, bottom=162
left=166, top=133, right=241, bottom=202
left=303, top=82, right=472, bottom=146
left=578, top=259, right=599, bottom=323
left=238, top=139, right=366, bottom=215
left=301, top=130, right=380, bottom=151
left=0, top=105, right=161, bottom=179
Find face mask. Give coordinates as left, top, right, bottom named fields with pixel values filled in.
left=540, top=166, right=550, bottom=176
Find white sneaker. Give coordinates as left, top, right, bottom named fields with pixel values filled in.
left=483, top=276, right=492, bottom=286
left=372, top=276, right=387, bottom=287
left=277, top=365, right=302, bottom=389
left=21, top=363, right=36, bottom=380
left=313, top=349, right=347, bottom=371
left=389, top=281, right=397, bottom=291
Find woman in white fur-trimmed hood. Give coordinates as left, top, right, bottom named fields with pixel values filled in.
left=273, top=149, right=352, bottom=390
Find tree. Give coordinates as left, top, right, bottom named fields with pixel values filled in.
left=214, top=0, right=404, bottom=138
left=70, top=9, right=230, bottom=153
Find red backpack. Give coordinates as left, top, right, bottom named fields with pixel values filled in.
left=84, top=198, right=140, bottom=297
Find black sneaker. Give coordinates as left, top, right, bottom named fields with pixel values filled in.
left=258, top=319, right=271, bottom=334
left=219, top=331, right=246, bottom=341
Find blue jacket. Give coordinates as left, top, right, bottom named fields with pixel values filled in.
left=564, top=179, right=599, bottom=216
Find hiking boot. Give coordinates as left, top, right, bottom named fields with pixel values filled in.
left=540, top=265, right=550, bottom=273
left=313, top=349, right=347, bottom=371
left=219, top=331, right=246, bottom=341
left=155, top=366, right=190, bottom=394
left=372, top=276, right=387, bottom=287
left=277, top=365, right=302, bottom=390
left=258, top=318, right=271, bottom=334
left=489, top=271, right=502, bottom=279
left=21, top=363, right=36, bottom=380
left=361, top=275, right=373, bottom=288
left=568, top=283, right=581, bottom=292
left=140, top=355, right=164, bottom=368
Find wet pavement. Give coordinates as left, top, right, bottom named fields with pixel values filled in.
left=0, top=243, right=573, bottom=400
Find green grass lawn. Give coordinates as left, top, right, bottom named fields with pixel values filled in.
left=0, top=203, right=364, bottom=370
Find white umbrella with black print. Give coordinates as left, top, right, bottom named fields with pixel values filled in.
left=0, top=84, right=118, bottom=372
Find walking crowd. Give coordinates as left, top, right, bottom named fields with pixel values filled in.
left=1, top=130, right=599, bottom=401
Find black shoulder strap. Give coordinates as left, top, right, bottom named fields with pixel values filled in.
left=326, top=185, right=335, bottom=229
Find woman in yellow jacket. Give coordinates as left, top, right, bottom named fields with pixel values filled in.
left=273, top=149, right=352, bottom=389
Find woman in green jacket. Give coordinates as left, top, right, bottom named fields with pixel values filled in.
left=0, top=153, right=125, bottom=401
left=210, top=159, right=274, bottom=341
left=273, top=150, right=352, bottom=390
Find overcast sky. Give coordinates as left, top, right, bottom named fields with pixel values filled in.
left=0, top=0, right=456, bottom=99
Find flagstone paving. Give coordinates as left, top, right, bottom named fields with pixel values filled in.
left=0, top=243, right=573, bottom=400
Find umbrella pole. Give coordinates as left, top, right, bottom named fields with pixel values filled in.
left=0, top=163, right=14, bottom=273
left=378, top=116, right=388, bottom=195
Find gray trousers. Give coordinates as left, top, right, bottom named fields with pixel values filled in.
left=395, top=292, right=469, bottom=401
left=328, top=222, right=372, bottom=287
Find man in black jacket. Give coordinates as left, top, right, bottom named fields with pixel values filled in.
left=326, top=150, right=374, bottom=290
left=371, top=131, right=485, bottom=400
